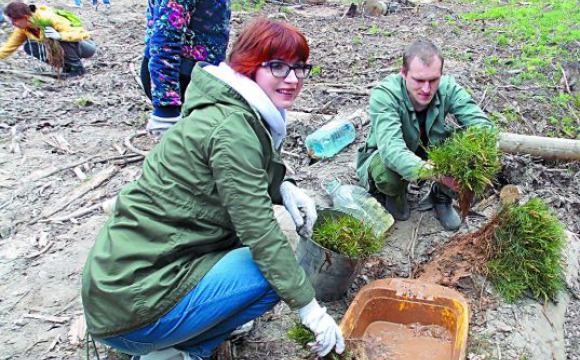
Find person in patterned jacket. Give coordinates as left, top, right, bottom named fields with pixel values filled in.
left=140, top=0, right=231, bottom=140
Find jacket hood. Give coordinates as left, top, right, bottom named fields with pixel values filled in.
left=182, top=62, right=255, bottom=116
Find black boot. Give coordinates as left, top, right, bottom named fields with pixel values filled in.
left=62, top=64, right=86, bottom=78
left=430, top=183, right=461, bottom=231
left=373, top=191, right=410, bottom=221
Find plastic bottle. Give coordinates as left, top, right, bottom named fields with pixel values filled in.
left=305, top=119, right=356, bottom=159
left=325, top=179, right=395, bottom=237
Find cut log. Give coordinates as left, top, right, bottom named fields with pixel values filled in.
left=499, top=132, right=580, bottom=161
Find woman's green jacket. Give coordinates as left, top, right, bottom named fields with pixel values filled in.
left=82, top=64, right=315, bottom=338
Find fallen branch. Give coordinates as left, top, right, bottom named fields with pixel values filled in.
left=25, top=153, right=141, bottom=182
left=499, top=132, right=580, bottom=161
left=23, top=313, right=70, bottom=324
left=558, top=63, right=573, bottom=95
left=0, top=69, right=56, bottom=83
left=25, top=241, right=54, bottom=259
left=324, top=88, right=370, bottom=96
left=40, top=203, right=102, bottom=223
left=31, top=166, right=119, bottom=223
left=124, top=130, right=150, bottom=157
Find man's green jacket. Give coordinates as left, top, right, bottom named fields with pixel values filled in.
left=82, top=64, right=315, bottom=338
left=356, top=74, right=494, bottom=186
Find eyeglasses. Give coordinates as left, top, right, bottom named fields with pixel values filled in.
left=261, top=60, right=312, bottom=79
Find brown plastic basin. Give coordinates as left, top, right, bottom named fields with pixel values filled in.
left=340, top=278, right=469, bottom=360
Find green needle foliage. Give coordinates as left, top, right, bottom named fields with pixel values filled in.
left=312, top=214, right=385, bottom=259
left=486, top=198, right=566, bottom=303
left=426, top=127, right=501, bottom=196
left=288, top=322, right=315, bottom=348
left=287, top=323, right=353, bottom=360
left=421, top=127, right=501, bottom=217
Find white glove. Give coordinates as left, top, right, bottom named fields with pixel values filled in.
left=146, top=114, right=181, bottom=140
left=298, top=299, right=345, bottom=357
left=280, top=181, right=317, bottom=239
left=43, top=27, right=61, bottom=40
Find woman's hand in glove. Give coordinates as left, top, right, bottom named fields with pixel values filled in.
left=280, top=181, right=317, bottom=239
left=298, top=299, right=345, bottom=357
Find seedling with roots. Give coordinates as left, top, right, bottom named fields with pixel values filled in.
left=420, top=127, right=501, bottom=218
left=30, top=18, right=65, bottom=77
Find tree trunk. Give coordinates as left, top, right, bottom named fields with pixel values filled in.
left=499, top=132, right=580, bottom=161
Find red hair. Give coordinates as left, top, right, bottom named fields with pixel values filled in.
left=228, top=18, right=310, bottom=79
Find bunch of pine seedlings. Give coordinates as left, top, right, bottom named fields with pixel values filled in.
left=422, top=127, right=501, bottom=218
left=30, top=18, right=64, bottom=77
left=288, top=323, right=362, bottom=360
left=312, top=214, right=385, bottom=259
left=484, top=197, right=566, bottom=302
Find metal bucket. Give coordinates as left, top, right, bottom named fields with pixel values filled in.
left=296, top=209, right=364, bottom=301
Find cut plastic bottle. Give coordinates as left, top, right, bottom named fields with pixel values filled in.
left=305, top=118, right=356, bottom=159
left=325, top=179, right=395, bottom=237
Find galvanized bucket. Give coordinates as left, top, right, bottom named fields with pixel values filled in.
left=296, top=209, right=364, bottom=301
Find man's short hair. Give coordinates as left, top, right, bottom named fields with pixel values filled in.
left=402, top=39, right=444, bottom=72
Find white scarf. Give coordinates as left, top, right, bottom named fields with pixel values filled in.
left=204, top=63, right=287, bottom=150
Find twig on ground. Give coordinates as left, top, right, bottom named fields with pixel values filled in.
left=129, top=56, right=144, bottom=91
left=124, top=130, right=150, bottom=156
left=23, top=313, right=70, bottom=324
left=0, top=69, right=56, bottom=83
left=324, top=88, right=369, bottom=96
left=25, top=241, right=54, bottom=259
left=6, top=290, right=30, bottom=312
left=478, top=86, right=488, bottom=107
left=40, top=203, right=103, bottom=223
left=558, top=63, right=573, bottom=95
left=31, top=166, right=119, bottom=223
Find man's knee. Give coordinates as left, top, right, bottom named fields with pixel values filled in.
left=368, top=155, right=407, bottom=196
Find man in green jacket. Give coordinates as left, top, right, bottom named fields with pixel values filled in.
left=356, top=39, right=494, bottom=231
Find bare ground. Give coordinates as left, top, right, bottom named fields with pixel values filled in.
left=0, top=0, right=579, bottom=359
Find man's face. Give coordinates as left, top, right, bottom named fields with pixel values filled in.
left=401, top=56, right=442, bottom=111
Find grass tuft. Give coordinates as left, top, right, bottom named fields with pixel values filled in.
left=486, top=198, right=566, bottom=303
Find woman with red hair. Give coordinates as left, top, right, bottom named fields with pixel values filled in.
left=82, top=18, right=344, bottom=360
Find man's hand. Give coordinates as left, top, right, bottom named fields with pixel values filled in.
left=43, top=27, right=61, bottom=40
left=298, top=299, right=345, bottom=357
left=146, top=114, right=181, bottom=140
left=280, top=181, right=317, bottom=239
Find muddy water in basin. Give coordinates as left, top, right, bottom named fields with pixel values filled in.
left=361, top=321, right=453, bottom=360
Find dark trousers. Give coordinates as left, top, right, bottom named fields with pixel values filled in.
left=24, top=39, right=96, bottom=69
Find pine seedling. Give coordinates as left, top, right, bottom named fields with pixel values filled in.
left=287, top=323, right=355, bottom=360
left=422, top=127, right=501, bottom=218
left=486, top=198, right=566, bottom=303
left=30, top=18, right=64, bottom=77
left=312, top=214, right=385, bottom=259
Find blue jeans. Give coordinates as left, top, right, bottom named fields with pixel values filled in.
left=97, top=247, right=280, bottom=358
left=74, top=0, right=110, bottom=5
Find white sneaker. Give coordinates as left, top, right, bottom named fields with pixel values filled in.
left=230, top=320, right=254, bottom=340
left=137, top=348, right=200, bottom=360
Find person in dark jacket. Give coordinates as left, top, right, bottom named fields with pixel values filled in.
left=82, top=19, right=344, bottom=360
left=356, top=39, right=494, bottom=231
left=141, top=0, right=230, bottom=140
